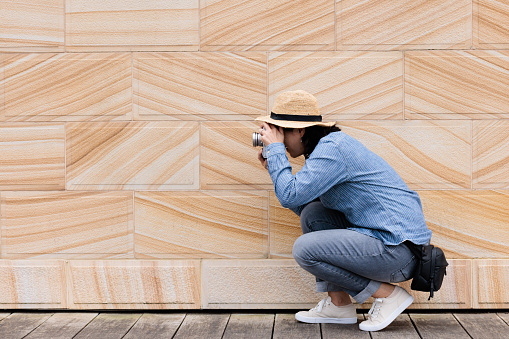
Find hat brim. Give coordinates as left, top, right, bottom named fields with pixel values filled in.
left=255, top=115, right=336, bottom=129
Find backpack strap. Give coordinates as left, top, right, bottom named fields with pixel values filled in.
left=429, top=247, right=436, bottom=300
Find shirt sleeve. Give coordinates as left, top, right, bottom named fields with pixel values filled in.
left=266, top=139, right=349, bottom=210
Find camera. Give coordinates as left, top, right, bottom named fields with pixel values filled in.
left=252, top=132, right=267, bottom=159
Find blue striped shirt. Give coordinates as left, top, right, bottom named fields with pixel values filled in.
left=266, top=131, right=432, bottom=246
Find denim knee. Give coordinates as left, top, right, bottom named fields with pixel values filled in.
left=292, top=235, right=303, bottom=262
left=292, top=234, right=313, bottom=267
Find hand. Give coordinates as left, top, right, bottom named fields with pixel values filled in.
left=257, top=149, right=267, bottom=169
left=259, top=122, right=284, bottom=146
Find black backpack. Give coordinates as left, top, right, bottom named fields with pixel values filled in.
left=405, top=242, right=449, bottom=300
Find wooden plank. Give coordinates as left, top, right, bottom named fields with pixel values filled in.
left=322, top=314, right=369, bottom=339
left=410, top=313, right=470, bottom=339
left=273, top=313, right=321, bottom=339
left=497, top=313, right=509, bottom=325
left=0, top=313, right=11, bottom=322
left=73, top=313, right=142, bottom=339
left=370, top=314, right=420, bottom=338
left=0, top=312, right=53, bottom=339
left=173, top=313, right=230, bottom=339
left=24, top=312, right=98, bottom=339
left=123, top=313, right=186, bottom=339
left=454, top=313, right=509, bottom=339
left=223, top=314, right=274, bottom=339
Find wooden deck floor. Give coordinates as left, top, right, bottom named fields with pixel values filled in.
left=0, top=311, right=507, bottom=339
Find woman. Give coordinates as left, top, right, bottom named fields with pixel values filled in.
left=256, top=90, right=431, bottom=332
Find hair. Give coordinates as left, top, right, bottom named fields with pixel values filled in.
left=284, top=125, right=341, bottom=159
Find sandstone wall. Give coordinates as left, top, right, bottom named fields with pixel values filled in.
left=0, top=0, right=508, bottom=309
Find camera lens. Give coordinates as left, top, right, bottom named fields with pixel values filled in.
left=252, top=132, right=263, bottom=147
left=252, top=132, right=267, bottom=159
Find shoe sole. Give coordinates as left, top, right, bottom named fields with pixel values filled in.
left=359, top=295, right=414, bottom=332
left=295, top=313, right=357, bottom=324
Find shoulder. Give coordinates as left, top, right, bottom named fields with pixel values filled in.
left=313, top=131, right=375, bottom=162
left=318, top=131, right=358, bottom=148
left=308, top=131, right=349, bottom=159
left=319, top=131, right=342, bottom=142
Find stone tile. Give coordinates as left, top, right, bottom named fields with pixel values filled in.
left=200, top=0, right=334, bottom=51
left=338, top=0, right=471, bottom=50
left=66, top=260, right=200, bottom=309
left=400, top=260, right=472, bottom=309
left=474, top=0, right=509, bottom=49
left=201, top=259, right=323, bottom=309
left=133, top=52, right=266, bottom=120
left=1, top=191, right=134, bottom=259
left=200, top=121, right=305, bottom=190
left=339, top=121, right=471, bottom=189
left=66, top=122, right=199, bottom=190
left=202, top=259, right=470, bottom=310
left=0, top=54, right=4, bottom=112
left=419, top=190, right=509, bottom=259
left=269, top=192, right=301, bottom=258
left=405, top=50, right=509, bottom=119
left=1, top=53, right=131, bottom=121
left=473, top=121, right=509, bottom=189
left=473, top=259, right=509, bottom=308
left=65, top=0, right=199, bottom=51
left=269, top=51, right=403, bottom=120
left=0, top=0, right=65, bottom=51
left=135, top=191, right=268, bottom=258
left=0, top=124, right=65, bottom=190
left=0, top=260, right=66, bottom=308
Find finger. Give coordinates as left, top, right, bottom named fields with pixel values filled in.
left=258, top=150, right=268, bottom=169
left=257, top=149, right=264, bottom=161
left=260, top=122, right=270, bottom=131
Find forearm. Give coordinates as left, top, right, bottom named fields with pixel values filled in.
left=266, top=143, right=311, bottom=209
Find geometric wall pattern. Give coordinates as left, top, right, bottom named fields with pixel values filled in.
left=0, top=0, right=508, bottom=309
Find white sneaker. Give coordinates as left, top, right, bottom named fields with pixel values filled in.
left=359, top=286, right=414, bottom=332
left=295, top=297, right=357, bottom=324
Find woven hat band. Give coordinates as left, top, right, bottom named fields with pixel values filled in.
left=270, top=112, right=322, bottom=122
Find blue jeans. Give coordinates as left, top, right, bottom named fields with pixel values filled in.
left=292, top=201, right=417, bottom=304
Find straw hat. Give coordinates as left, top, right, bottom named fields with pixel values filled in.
left=256, top=90, right=335, bottom=128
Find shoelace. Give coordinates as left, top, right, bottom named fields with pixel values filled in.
left=312, top=298, right=330, bottom=313
left=367, top=298, right=383, bottom=320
